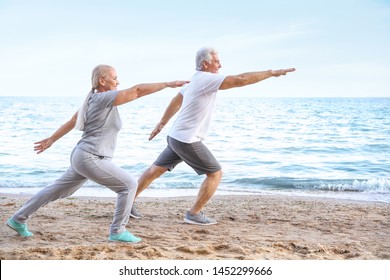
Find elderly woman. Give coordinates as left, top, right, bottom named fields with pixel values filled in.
left=7, top=64, right=187, bottom=243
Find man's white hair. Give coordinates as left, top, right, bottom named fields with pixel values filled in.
left=195, top=47, right=218, bottom=70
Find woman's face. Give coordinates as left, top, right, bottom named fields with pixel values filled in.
left=99, top=68, right=119, bottom=92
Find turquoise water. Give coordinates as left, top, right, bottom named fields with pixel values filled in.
left=1, top=96, right=389, bottom=202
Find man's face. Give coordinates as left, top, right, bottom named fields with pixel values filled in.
left=203, top=53, right=222, bottom=74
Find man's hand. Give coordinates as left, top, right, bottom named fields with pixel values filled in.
left=271, top=68, right=296, bottom=77
left=149, top=122, right=165, bottom=141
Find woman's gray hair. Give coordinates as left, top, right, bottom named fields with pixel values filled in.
left=75, top=64, right=114, bottom=131
left=195, top=47, right=218, bottom=71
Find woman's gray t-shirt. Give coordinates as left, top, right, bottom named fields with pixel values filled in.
left=76, top=90, right=122, bottom=158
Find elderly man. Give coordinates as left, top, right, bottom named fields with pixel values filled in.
left=132, top=47, right=295, bottom=225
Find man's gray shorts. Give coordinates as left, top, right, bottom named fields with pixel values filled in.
left=154, top=136, right=221, bottom=175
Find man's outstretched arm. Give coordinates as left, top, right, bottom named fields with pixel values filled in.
left=220, top=68, right=295, bottom=90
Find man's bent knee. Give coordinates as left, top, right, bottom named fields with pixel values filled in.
left=150, top=164, right=168, bottom=177
left=207, top=169, right=223, bottom=179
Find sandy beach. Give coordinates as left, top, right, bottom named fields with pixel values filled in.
left=1, top=193, right=389, bottom=260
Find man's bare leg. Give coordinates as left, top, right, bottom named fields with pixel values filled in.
left=130, top=164, right=167, bottom=218
left=189, top=170, right=223, bottom=214
left=136, top=164, right=167, bottom=198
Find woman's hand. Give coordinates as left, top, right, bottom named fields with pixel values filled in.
left=34, top=137, right=54, bottom=154
left=167, top=80, right=189, bottom=88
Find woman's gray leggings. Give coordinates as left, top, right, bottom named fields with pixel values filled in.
left=12, top=148, right=137, bottom=235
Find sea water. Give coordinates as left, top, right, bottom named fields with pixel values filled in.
left=0, top=96, right=389, bottom=203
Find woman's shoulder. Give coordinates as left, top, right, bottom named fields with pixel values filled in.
left=90, top=90, right=119, bottom=107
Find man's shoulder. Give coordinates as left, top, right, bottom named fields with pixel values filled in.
left=193, top=71, right=226, bottom=80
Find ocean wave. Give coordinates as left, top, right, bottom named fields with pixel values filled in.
left=313, top=178, right=390, bottom=193
left=227, top=177, right=390, bottom=194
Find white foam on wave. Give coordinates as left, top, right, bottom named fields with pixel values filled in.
left=315, top=178, right=390, bottom=193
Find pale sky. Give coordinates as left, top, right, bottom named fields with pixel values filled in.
left=1, top=0, right=389, bottom=97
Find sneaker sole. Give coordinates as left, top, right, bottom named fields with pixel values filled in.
left=6, top=221, right=15, bottom=231
left=129, top=214, right=142, bottom=219
left=108, top=238, right=142, bottom=243
left=183, top=218, right=217, bottom=226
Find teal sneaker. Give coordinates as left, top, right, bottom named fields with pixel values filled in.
left=6, top=218, right=34, bottom=237
left=108, top=230, right=141, bottom=243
